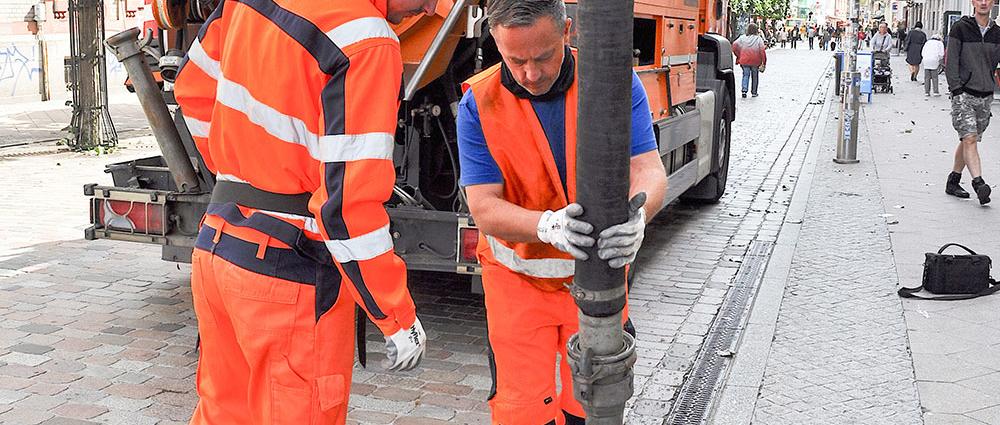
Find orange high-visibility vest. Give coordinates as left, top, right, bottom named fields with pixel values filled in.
left=174, top=0, right=415, bottom=336
left=464, top=61, right=580, bottom=292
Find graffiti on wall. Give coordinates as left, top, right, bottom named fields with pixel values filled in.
left=0, top=43, right=41, bottom=97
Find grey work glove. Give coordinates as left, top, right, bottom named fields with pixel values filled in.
left=597, top=193, right=647, bottom=269
left=536, top=203, right=596, bottom=260
left=383, top=317, right=426, bottom=371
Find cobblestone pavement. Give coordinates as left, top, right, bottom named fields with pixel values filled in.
left=748, top=54, right=923, bottom=423
left=0, top=47, right=833, bottom=425
left=0, top=93, right=150, bottom=148
left=866, top=55, right=1000, bottom=425
left=626, top=48, right=834, bottom=424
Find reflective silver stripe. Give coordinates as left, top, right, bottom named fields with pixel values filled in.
left=315, top=133, right=394, bottom=161
left=215, top=77, right=393, bottom=162
left=661, top=54, right=694, bottom=67
left=324, top=224, right=393, bottom=262
left=485, top=236, right=575, bottom=279
left=184, top=116, right=211, bottom=138
left=326, top=17, right=399, bottom=49
left=215, top=173, right=248, bottom=183
left=186, top=40, right=221, bottom=80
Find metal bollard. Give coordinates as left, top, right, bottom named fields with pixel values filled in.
left=834, top=52, right=843, bottom=96
left=835, top=70, right=861, bottom=164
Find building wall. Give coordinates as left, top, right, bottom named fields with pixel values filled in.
left=0, top=0, right=134, bottom=102
left=1, top=0, right=37, bottom=28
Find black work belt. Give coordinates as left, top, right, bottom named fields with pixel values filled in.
left=210, top=180, right=313, bottom=218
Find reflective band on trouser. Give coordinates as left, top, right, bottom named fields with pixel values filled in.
left=215, top=77, right=394, bottom=162
left=486, top=236, right=575, bottom=279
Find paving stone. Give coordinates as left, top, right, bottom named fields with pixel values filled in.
left=95, top=395, right=154, bottom=412
left=17, top=323, right=62, bottom=335
left=0, top=389, right=30, bottom=404
left=9, top=343, right=55, bottom=355
left=0, top=351, right=51, bottom=367
left=749, top=59, right=922, bottom=424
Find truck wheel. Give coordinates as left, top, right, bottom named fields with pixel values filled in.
left=682, top=87, right=732, bottom=204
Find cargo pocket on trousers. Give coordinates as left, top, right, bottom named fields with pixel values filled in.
left=316, top=374, right=346, bottom=413
left=270, top=356, right=313, bottom=425
left=271, top=381, right=311, bottom=425
left=222, top=266, right=301, bottom=332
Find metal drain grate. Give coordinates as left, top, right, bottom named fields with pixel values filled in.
left=665, top=240, right=774, bottom=425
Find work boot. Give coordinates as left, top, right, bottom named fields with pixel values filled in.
left=972, top=177, right=992, bottom=205
left=946, top=172, right=971, bottom=198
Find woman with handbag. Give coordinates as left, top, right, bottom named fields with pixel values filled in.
left=733, top=23, right=768, bottom=98
left=921, top=33, right=945, bottom=96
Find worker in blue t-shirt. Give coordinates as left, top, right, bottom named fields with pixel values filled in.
left=454, top=1, right=667, bottom=423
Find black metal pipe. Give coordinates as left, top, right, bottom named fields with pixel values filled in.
left=570, top=0, right=635, bottom=423
left=574, top=0, right=632, bottom=318
left=106, top=28, right=201, bottom=193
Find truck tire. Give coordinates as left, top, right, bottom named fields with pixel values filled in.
left=681, top=85, right=732, bottom=204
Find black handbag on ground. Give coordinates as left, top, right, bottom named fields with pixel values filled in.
left=897, top=243, right=999, bottom=300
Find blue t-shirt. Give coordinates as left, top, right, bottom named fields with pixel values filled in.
left=457, top=71, right=658, bottom=189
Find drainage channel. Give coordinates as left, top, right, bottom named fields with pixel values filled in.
left=665, top=240, right=773, bottom=425
left=664, top=59, right=833, bottom=425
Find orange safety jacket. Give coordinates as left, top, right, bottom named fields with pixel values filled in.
left=463, top=61, right=581, bottom=292
left=174, top=0, right=414, bottom=336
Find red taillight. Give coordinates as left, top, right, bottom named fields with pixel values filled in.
left=96, top=199, right=165, bottom=235
left=459, top=227, right=479, bottom=263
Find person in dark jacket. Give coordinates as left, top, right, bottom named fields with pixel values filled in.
left=905, top=22, right=927, bottom=80
left=945, top=0, right=1000, bottom=205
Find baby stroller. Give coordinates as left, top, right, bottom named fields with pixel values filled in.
left=872, top=51, right=893, bottom=93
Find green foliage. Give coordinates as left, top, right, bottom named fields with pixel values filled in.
left=732, top=0, right=791, bottom=20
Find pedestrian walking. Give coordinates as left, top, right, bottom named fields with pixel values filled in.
left=172, top=0, right=437, bottom=423
left=822, top=24, right=833, bottom=50
left=790, top=25, right=799, bottom=49
left=733, top=23, right=768, bottom=98
left=905, top=22, right=927, bottom=81
left=858, top=26, right=868, bottom=47
left=808, top=25, right=816, bottom=49
left=455, top=1, right=667, bottom=422
left=921, top=33, right=945, bottom=96
left=778, top=25, right=788, bottom=48
left=945, top=0, right=1000, bottom=204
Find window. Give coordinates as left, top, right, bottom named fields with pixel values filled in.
left=633, top=17, right=657, bottom=66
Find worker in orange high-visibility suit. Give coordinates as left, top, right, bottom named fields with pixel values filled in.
left=173, top=0, right=438, bottom=423
left=455, top=1, right=668, bottom=424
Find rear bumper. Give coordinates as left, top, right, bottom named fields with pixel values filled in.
left=84, top=184, right=480, bottom=273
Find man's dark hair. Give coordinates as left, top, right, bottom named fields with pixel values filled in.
left=747, top=23, right=759, bottom=35
left=915, top=21, right=923, bottom=28
left=488, top=0, right=567, bottom=30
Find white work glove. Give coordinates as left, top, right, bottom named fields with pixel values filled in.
left=383, top=317, right=426, bottom=371
left=597, top=193, right=647, bottom=269
left=536, top=203, right=596, bottom=260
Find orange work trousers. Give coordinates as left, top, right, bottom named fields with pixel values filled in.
left=483, top=266, right=630, bottom=425
left=189, top=226, right=356, bottom=425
